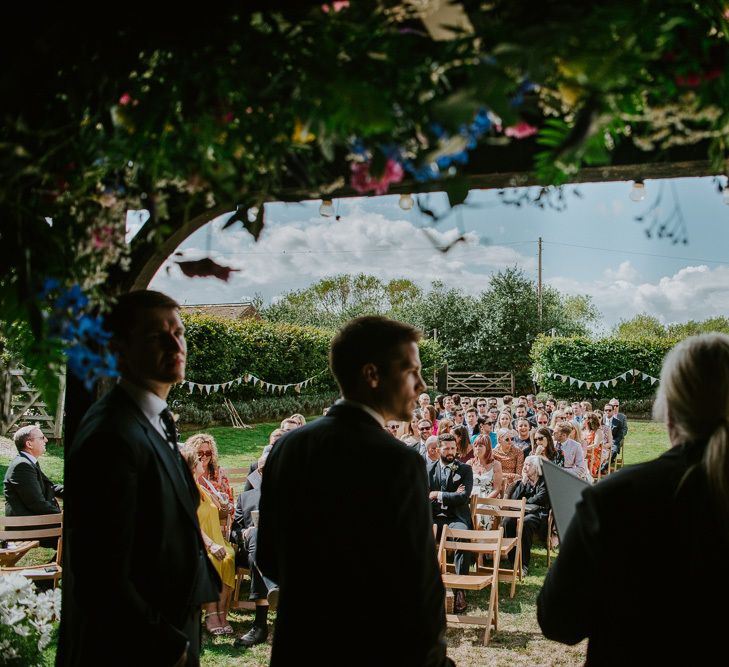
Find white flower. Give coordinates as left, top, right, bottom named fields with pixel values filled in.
left=12, top=623, right=30, bottom=637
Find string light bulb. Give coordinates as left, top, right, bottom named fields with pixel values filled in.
left=319, top=199, right=334, bottom=217
left=399, top=194, right=414, bottom=210
left=629, top=180, right=646, bottom=202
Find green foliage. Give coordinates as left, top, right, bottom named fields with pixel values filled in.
left=172, top=392, right=339, bottom=428
left=613, top=314, right=729, bottom=340
left=530, top=335, right=678, bottom=401
left=395, top=268, right=599, bottom=392
left=262, top=274, right=422, bottom=329
left=170, top=313, right=445, bottom=407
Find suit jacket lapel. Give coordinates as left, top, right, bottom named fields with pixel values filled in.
left=136, top=414, right=200, bottom=529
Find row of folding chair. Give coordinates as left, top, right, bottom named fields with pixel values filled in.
left=0, top=513, right=63, bottom=588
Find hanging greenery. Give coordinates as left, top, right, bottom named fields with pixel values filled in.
left=2, top=2, right=728, bottom=398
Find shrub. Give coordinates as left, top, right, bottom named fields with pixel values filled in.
left=530, top=335, right=678, bottom=402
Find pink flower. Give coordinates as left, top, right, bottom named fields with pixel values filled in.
left=322, top=1, right=349, bottom=12
left=350, top=159, right=404, bottom=196
left=505, top=121, right=538, bottom=139
left=675, top=72, right=702, bottom=87
left=118, top=93, right=132, bottom=106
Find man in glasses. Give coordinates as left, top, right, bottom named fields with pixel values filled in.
left=385, top=420, right=401, bottom=435
left=417, top=419, right=434, bottom=456
left=476, top=398, right=489, bottom=417
left=452, top=408, right=465, bottom=426
left=4, top=424, right=63, bottom=546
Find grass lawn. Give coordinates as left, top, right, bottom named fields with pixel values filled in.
left=0, top=419, right=668, bottom=666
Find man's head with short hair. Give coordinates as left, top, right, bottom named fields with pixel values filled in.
left=460, top=397, right=472, bottom=409
left=487, top=398, right=498, bottom=409
left=437, top=432, right=457, bottom=464
left=515, top=405, right=527, bottom=419
left=14, top=424, right=45, bottom=455
left=107, top=290, right=186, bottom=398
left=424, top=435, right=440, bottom=461
left=443, top=395, right=454, bottom=411
left=502, top=395, right=513, bottom=406
left=476, top=398, right=488, bottom=415
left=581, top=401, right=593, bottom=412
left=417, top=419, right=433, bottom=439
left=329, top=316, right=424, bottom=421
left=553, top=422, right=573, bottom=441
left=609, top=398, right=620, bottom=411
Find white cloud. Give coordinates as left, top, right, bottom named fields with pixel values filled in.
left=550, top=262, right=729, bottom=327
left=149, top=206, right=536, bottom=303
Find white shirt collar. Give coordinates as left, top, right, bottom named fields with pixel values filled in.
left=336, top=398, right=385, bottom=428
left=119, top=378, right=169, bottom=436
left=22, top=451, right=38, bottom=465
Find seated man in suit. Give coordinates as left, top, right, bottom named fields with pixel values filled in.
left=230, top=452, right=278, bottom=648
left=4, top=424, right=63, bottom=547
left=428, top=432, right=474, bottom=614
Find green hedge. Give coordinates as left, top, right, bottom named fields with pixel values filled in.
left=530, top=335, right=678, bottom=402
left=170, top=314, right=445, bottom=413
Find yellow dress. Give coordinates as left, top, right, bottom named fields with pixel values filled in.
left=196, top=484, right=235, bottom=589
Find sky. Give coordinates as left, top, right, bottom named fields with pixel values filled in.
left=143, top=175, right=729, bottom=332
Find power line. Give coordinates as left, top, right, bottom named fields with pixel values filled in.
left=541, top=240, right=729, bottom=266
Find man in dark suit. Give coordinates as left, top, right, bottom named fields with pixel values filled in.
left=4, top=424, right=63, bottom=517
left=229, top=452, right=278, bottom=648
left=427, top=432, right=474, bottom=614
left=257, top=316, right=449, bottom=667
left=57, top=290, right=220, bottom=667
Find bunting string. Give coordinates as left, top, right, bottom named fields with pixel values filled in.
left=536, top=368, right=659, bottom=390
left=182, top=369, right=327, bottom=396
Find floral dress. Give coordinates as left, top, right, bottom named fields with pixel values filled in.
left=470, top=465, right=496, bottom=529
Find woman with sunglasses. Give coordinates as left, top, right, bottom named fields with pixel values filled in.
left=468, top=434, right=503, bottom=528
left=492, top=428, right=525, bottom=486
left=399, top=412, right=421, bottom=447
left=532, top=427, right=560, bottom=464
left=181, top=445, right=236, bottom=636
left=186, top=433, right=234, bottom=518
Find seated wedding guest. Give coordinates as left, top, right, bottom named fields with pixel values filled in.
left=503, top=456, right=550, bottom=576
left=502, top=395, right=513, bottom=409
left=438, top=418, right=454, bottom=436
left=553, top=422, right=590, bottom=481
left=476, top=398, right=489, bottom=417
left=535, top=410, right=550, bottom=430
left=246, top=428, right=284, bottom=481
left=468, top=435, right=503, bottom=528
left=414, top=418, right=433, bottom=454
left=400, top=413, right=422, bottom=447
left=539, top=334, right=729, bottom=663
left=290, top=413, right=306, bottom=427
left=418, top=392, right=431, bottom=415
left=513, top=418, right=533, bottom=455
left=571, top=402, right=584, bottom=425
left=452, top=407, right=465, bottom=426
left=4, top=424, right=63, bottom=519
left=428, top=433, right=473, bottom=615
left=511, top=404, right=529, bottom=429
left=461, top=397, right=472, bottom=410
left=487, top=407, right=500, bottom=424
left=181, top=446, right=235, bottom=636
left=497, top=411, right=512, bottom=430
left=549, top=409, right=566, bottom=429
left=451, top=393, right=461, bottom=408
left=487, top=397, right=498, bottom=410
left=568, top=420, right=583, bottom=447
left=186, top=433, right=234, bottom=517
left=532, top=427, right=560, bottom=464
left=453, top=425, right=474, bottom=462
left=4, top=424, right=63, bottom=548
left=385, top=420, right=401, bottom=436
left=279, top=417, right=299, bottom=432
left=230, top=453, right=278, bottom=647
left=434, top=395, right=446, bottom=419
left=465, top=407, right=479, bottom=437
left=492, top=428, right=525, bottom=485
left=581, top=412, right=605, bottom=477
left=580, top=400, right=592, bottom=414
left=423, top=435, right=440, bottom=463
left=424, top=405, right=439, bottom=434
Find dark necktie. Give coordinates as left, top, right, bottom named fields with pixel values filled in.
left=160, top=408, right=178, bottom=449
left=441, top=466, right=450, bottom=491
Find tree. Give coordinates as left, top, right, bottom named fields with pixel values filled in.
left=612, top=314, right=667, bottom=339
left=262, top=274, right=422, bottom=329
left=667, top=316, right=729, bottom=338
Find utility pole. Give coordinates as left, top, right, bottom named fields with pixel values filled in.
left=537, top=237, right=543, bottom=327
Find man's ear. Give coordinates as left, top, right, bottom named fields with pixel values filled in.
left=362, top=362, right=380, bottom=389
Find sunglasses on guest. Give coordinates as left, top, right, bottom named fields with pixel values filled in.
left=198, top=450, right=212, bottom=458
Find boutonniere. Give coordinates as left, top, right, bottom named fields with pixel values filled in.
left=448, top=462, right=459, bottom=474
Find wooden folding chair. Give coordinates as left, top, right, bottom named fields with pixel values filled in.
left=471, top=496, right=525, bottom=598
left=226, top=466, right=251, bottom=495
left=0, top=513, right=63, bottom=588
left=438, top=526, right=502, bottom=645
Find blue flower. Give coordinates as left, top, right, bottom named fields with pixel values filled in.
left=55, top=284, right=89, bottom=314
